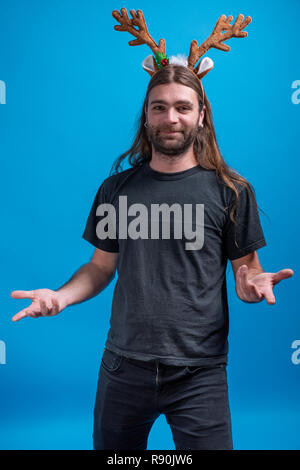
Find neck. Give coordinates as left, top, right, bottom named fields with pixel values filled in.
left=149, top=149, right=198, bottom=173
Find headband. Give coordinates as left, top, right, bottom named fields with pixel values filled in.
left=112, top=8, right=252, bottom=100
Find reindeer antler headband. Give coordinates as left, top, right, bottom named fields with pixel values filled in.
left=112, top=8, right=252, bottom=98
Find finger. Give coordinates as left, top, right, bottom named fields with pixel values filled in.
left=28, top=312, right=41, bottom=319
left=262, top=287, right=276, bottom=305
left=236, top=266, right=252, bottom=300
left=10, top=290, right=35, bottom=300
left=12, top=304, right=43, bottom=321
left=12, top=309, right=31, bottom=322
left=273, top=269, right=294, bottom=284
left=240, top=266, right=263, bottom=301
left=39, top=298, right=48, bottom=316
left=251, top=283, right=264, bottom=300
left=239, top=265, right=251, bottom=293
left=51, top=297, right=60, bottom=316
left=245, top=278, right=263, bottom=301
left=235, top=266, right=244, bottom=294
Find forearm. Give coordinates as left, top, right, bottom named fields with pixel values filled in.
left=56, top=262, right=115, bottom=309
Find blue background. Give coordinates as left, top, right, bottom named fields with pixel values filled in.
left=1, top=0, right=299, bottom=450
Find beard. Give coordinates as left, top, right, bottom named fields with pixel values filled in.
left=145, top=121, right=199, bottom=157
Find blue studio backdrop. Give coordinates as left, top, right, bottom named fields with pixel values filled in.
left=1, top=0, right=299, bottom=450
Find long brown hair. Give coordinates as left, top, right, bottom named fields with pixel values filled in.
left=109, top=65, right=266, bottom=244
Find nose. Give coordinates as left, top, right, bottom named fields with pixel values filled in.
left=164, top=107, right=179, bottom=124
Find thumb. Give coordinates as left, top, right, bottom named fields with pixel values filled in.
left=10, top=290, right=35, bottom=300
left=273, top=269, right=294, bottom=284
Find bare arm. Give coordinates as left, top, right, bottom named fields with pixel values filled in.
left=56, top=248, right=118, bottom=309
left=11, top=248, right=118, bottom=322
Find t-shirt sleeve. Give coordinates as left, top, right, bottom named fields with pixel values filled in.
left=223, top=185, right=266, bottom=260
left=82, top=181, right=119, bottom=253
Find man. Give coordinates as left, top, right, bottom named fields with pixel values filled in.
left=11, top=64, right=293, bottom=450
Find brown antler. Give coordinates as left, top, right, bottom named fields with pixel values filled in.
left=187, top=14, right=252, bottom=70
left=112, top=8, right=166, bottom=72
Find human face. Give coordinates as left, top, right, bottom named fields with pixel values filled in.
left=145, top=83, right=205, bottom=157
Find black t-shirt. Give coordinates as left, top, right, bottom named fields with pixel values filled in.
left=82, top=161, right=266, bottom=366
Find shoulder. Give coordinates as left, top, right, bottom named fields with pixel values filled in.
left=205, top=169, right=258, bottom=213
left=101, top=165, right=142, bottom=191
left=216, top=169, right=255, bottom=198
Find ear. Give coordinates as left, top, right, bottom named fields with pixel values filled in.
left=194, top=57, right=214, bottom=80
left=198, top=105, right=206, bottom=126
left=142, top=55, right=156, bottom=77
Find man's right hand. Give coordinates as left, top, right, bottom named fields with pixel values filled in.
left=10, top=289, right=66, bottom=322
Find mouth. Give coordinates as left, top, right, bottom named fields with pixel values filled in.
left=161, top=130, right=181, bottom=134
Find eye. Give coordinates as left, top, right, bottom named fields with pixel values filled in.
left=152, top=106, right=191, bottom=111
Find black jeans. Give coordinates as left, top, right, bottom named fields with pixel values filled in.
left=93, top=348, right=233, bottom=450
